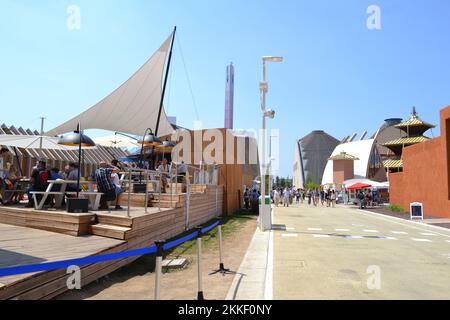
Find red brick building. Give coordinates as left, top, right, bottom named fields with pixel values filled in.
left=390, top=106, right=450, bottom=218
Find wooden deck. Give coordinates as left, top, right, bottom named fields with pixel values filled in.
left=0, top=206, right=94, bottom=236
left=0, top=223, right=124, bottom=299
left=0, top=185, right=224, bottom=299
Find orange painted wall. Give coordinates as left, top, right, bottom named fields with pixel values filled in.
left=332, top=160, right=354, bottom=185
left=390, top=106, right=450, bottom=218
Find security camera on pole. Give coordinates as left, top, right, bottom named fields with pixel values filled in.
left=259, top=56, right=283, bottom=232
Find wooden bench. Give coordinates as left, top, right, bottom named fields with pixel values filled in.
left=31, top=191, right=103, bottom=211
left=30, top=191, right=66, bottom=210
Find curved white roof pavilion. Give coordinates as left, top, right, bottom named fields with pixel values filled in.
left=321, top=139, right=376, bottom=185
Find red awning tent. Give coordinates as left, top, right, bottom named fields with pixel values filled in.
left=347, top=183, right=372, bottom=190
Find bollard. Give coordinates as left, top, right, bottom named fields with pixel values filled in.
left=196, top=227, right=204, bottom=300
left=154, top=240, right=166, bottom=300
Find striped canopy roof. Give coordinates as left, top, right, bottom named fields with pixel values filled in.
left=383, top=159, right=403, bottom=169
left=382, top=136, right=430, bottom=147
left=0, top=124, right=128, bottom=165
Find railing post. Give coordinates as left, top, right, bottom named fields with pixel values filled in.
left=127, top=169, right=132, bottom=218
left=158, top=172, right=161, bottom=212
left=196, top=227, right=204, bottom=300
left=215, top=185, right=219, bottom=217
left=185, top=184, right=190, bottom=230
left=170, top=171, right=173, bottom=208
left=154, top=240, right=165, bottom=300
left=144, top=170, right=149, bottom=214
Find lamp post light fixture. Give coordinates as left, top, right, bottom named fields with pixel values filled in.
left=259, top=55, right=283, bottom=232
left=58, top=123, right=96, bottom=212
left=137, top=128, right=162, bottom=170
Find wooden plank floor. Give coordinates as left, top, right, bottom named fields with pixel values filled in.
left=0, top=223, right=124, bottom=288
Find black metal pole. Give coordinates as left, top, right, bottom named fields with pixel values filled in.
left=139, top=128, right=152, bottom=170
left=155, top=26, right=176, bottom=137
left=77, top=123, right=82, bottom=198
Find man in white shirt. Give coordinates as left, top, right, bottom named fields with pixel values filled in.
left=157, top=158, right=170, bottom=193
left=111, top=167, right=124, bottom=210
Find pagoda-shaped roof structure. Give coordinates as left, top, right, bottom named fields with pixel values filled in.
left=381, top=107, right=435, bottom=170
left=329, top=151, right=360, bottom=161
left=394, top=107, right=436, bottom=136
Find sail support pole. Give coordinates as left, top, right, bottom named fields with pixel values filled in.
left=155, top=26, right=177, bottom=137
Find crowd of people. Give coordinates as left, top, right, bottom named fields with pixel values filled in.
left=242, top=184, right=346, bottom=213
left=0, top=149, right=189, bottom=210
left=271, top=187, right=339, bottom=208
left=243, top=187, right=261, bottom=214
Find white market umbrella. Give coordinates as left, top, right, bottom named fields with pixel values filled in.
left=93, top=135, right=140, bottom=148
left=0, top=134, right=95, bottom=150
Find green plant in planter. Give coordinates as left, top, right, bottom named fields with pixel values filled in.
left=388, top=204, right=405, bottom=213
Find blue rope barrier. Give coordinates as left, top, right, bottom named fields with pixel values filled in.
left=0, top=246, right=157, bottom=277
left=201, top=220, right=220, bottom=234
left=163, top=231, right=199, bottom=251
left=0, top=218, right=221, bottom=278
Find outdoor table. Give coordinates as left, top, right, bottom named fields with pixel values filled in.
left=32, top=180, right=100, bottom=210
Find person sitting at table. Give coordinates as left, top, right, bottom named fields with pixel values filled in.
left=0, top=148, right=10, bottom=205
left=25, top=160, right=48, bottom=208
left=49, top=168, right=63, bottom=192
left=111, top=159, right=123, bottom=179
left=157, top=158, right=170, bottom=193
left=95, top=161, right=120, bottom=210
left=66, top=162, right=81, bottom=192
left=111, top=167, right=124, bottom=210
left=61, top=164, right=70, bottom=179
left=2, top=164, right=22, bottom=205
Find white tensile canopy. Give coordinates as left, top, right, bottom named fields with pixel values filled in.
left=0, top=134, right=94, bottom=150
left=46, top=32, right=175, bottom=138
left=93, top=135, right=140, bottom=148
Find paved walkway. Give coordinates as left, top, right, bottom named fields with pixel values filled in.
left=225, top=226, right=270, bottom=300
left=227, top=203, right=450, bottom=300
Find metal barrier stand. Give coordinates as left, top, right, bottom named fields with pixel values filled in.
left=209, top=218, right=235, bottom=276
left=154, top=240, right=165, bottom=300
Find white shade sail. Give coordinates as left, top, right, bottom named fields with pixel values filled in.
left=46, top=32, right=175, bottom=138
left=0, top=134, right=95, bottom=151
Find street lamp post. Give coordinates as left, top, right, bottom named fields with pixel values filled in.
left=260, top=56, right=283, bottom=232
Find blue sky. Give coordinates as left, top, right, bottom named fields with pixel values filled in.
left=1, top=0, right=450, bottom=177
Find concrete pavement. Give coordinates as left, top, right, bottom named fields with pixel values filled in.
left=227, top=203, right=450, bottom=300
left=225, top=227, right=270, bottom=300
